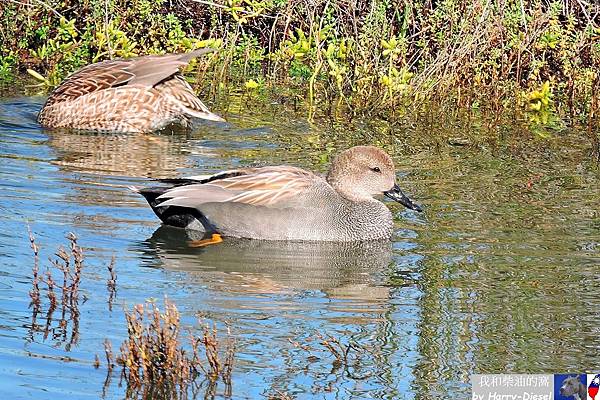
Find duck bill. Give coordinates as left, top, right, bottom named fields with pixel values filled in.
left=384, top=183, right=423, bottom=212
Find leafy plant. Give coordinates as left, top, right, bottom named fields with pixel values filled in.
left=1, top=0, right=598, bottom=133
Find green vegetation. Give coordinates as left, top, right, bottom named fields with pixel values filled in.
left=2, top=0, right=599, bottom=131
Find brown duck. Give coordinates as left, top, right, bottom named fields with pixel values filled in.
left=37, top=49, right=224, bottom=133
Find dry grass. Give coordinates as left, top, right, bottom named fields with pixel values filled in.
left=27, top=230, right=119, bottom=351
left=103, top=298, right=236, bottom=399
left=27, top=230, right=85, bottom=348
left=290, top=332, right=371, bottom=380
left=27, top=227, right=41, bottom=312
left=26, top=231, right=236, bottom=397
left=267, top=390, right=295, bottom=400
left=107, top=256, right=117, bottom=310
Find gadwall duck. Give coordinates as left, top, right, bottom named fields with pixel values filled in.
left=134, top=146, right=422, bottom=244
left=38, top=49, right=224, bottom=133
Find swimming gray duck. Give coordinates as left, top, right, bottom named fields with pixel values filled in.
left=37, top=49, right=224, bottom=133
left=134, top=146, right=422, bottom=244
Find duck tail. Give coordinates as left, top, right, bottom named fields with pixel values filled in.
left=156, top=75, right=226, bottom=122
left=176, top=48, right=216, bottom=63
left=183, top=104, right=226, bottom=122
left=135, top=184, right=214, bottom=230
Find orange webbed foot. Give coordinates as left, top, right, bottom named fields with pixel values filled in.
left=188, top=233, right=223, bottom=248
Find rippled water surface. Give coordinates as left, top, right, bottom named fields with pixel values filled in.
left=0, top=92, right=599, bottom=399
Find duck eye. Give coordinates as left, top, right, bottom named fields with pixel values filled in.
left=371, top=166, right=381, bottom=173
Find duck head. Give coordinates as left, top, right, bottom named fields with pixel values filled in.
left=326, top=145, right=422, bottom=212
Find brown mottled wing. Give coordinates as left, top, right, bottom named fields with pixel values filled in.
left=43, top=60, right=134, bottom=107
left=125, top=48, right=214, bottom=87
left=156, top=166, right=321, bottom=209
left=43, top=48, right=215, bottom=107
left=216, top=166, right=317, bottom=206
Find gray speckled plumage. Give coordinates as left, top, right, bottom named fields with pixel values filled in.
left=37, top=49, right=224, bottom=133
left=135, top=146, right=422, bottom=241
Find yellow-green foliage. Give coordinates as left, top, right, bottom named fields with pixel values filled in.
left=2, top=0, right=599, bottom=126
left=528, top=81, right=552, bottom=113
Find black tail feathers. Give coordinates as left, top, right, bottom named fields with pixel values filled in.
left=137, top=185, right=214, bottom=230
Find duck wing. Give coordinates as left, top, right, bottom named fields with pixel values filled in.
left=125, top=48, right=214, bottom=87
left=43, top=48, right=215, bottom=107
left=153, top=166, right=325, bottom=209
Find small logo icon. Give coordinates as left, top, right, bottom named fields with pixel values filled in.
left=555, top=374, right=587, bottom=400
left=588, top=374, right=600, bottom=400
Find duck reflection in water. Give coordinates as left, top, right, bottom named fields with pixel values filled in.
left=138, top=225, right=416, bottom=302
